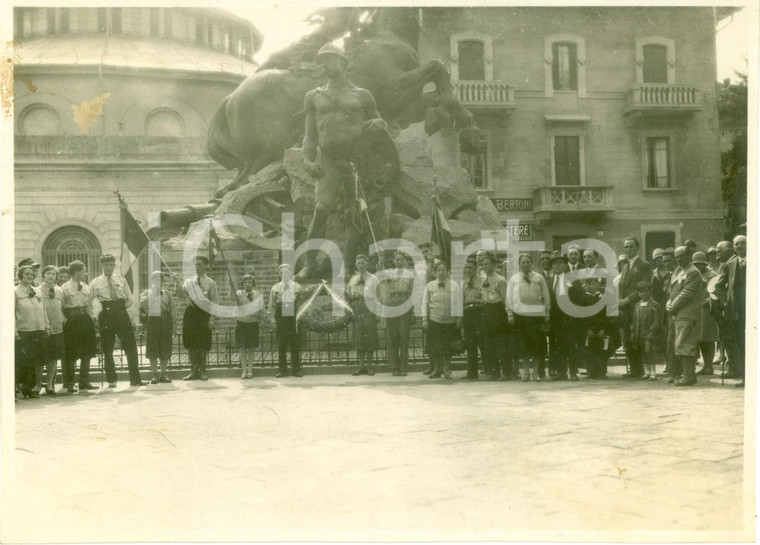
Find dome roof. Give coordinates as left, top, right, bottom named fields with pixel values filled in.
left=16, top=34, right=258, bottom=78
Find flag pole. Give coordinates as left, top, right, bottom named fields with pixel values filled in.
left=206, top=216, right=237, bottom=296
left=114, top=190, right=176, bottom=276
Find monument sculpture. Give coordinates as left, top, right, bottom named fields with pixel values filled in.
left=161, top=7, right=502, bottom=281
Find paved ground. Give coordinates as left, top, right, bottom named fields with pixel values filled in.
left=3, top=368, right=752, bottom=542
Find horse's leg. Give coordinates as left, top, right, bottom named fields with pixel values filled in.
left=394, top=60, right=481, bottom=152
left=214, top=155, right=272, bottom=199
left=297, top=155, right=347, bottom=279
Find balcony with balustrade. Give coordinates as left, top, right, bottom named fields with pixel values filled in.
left=453, top=80, right=516, bottom=112
left=15, top=135, right=210, bottom=164
left=624, top=84, right=702, bottom=118
left=533, top=185, right=614, bottom=224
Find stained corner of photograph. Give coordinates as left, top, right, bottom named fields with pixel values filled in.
left=1, top=2, right=756, bottom=543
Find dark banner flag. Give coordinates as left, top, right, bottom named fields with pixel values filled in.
left=432, top=194, right=451, bottom=268
left=118, top=194, right=149, bottom=291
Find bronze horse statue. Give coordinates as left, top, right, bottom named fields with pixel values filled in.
left=207, top=7, right=481, bottom=200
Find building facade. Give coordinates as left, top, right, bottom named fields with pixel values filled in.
left=13, top=7, right=262, bottom=292
left=419, top=6, right=729, bottom=258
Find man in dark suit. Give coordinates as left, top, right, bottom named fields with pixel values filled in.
left=566, top=245, right=585, bottom=274
left=548, top=251, right=596, bottom=380
left=713, top=235, right=747, bottom=387
left=618, top=237, right=653, bottom=378
left=536, top=249, right=552, bottom=377
left=661, top=248, right=678, bottom=376
left=565, top=244, right=586, bottom=371
left=667, top=246, right=705, bottom=386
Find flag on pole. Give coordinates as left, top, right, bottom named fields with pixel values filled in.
left=208, top=220, right=222, bottom=267
left=118, top=194, right=150, bottom=290
left=206, top=217, right=237, bottom=295
left=431, top=194, right=451, bottom=268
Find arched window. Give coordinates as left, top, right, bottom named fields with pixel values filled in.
left=19, top=104, right=61, bottom=136
left=450, top=31, right=493, bottom=82
left=544, top=34, right=586, bottom=97
left=635, top=37, right=676, bottom=84
left=41, top=226, right=102, bottom=278
left=458, top=41, right=485, bottom=81
left=145, top=108, right=185, bottom=137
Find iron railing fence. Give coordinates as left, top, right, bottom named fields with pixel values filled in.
left=101, top=323, right=459, bottom=371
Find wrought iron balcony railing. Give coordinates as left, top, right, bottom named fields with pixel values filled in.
left=533, top=185, right=614, bottom=213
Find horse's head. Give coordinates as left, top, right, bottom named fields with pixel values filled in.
left=361, top=7, right=420, bottom=50
left=305, top=7, right=362, bottom=39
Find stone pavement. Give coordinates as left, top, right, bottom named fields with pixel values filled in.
left=3, top=369, right=752, bottom=542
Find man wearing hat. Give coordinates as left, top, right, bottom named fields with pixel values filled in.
left=267, top=263, right=303, bottom=377
left=666, top=246, right=704, bottom=386
left=684, top=239, right=698, bottom=259
left=298, top=43, right=388, bottom=278
left=88, top=254, right=146, bottom=387
left=713, top=235, right=747, bottom=387
left=60, top=261, right=97, bottom=392
left=618, top=237, right=653, bottom=378
left=548, top=251, right=595, bottom=380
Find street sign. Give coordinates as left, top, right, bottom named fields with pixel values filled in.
left=490, top=198, right=533, bottom=212
left=500, top=221, right=533, bottom=241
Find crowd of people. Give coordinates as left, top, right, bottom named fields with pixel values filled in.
left=13, top=234, right=747, bottom=400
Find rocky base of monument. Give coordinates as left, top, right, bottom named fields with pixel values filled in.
left=164, top=122, right=502, bottom=268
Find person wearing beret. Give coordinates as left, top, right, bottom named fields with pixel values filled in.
left=176, top=255, right=218, bottom=381
left=60, top=260, right=98, bottom=393
left=89, top=254, right=146, bottom=387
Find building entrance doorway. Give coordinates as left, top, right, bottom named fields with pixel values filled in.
left=644, top=230, right=676, bottom=262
